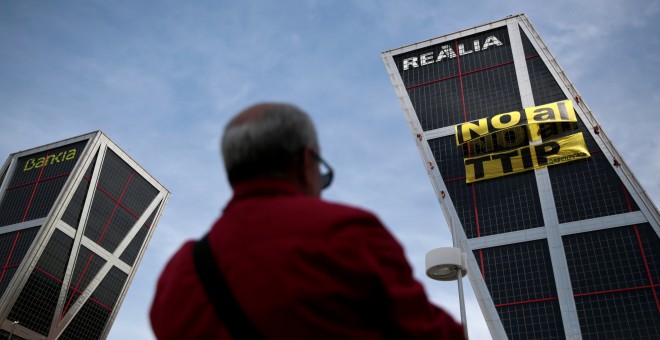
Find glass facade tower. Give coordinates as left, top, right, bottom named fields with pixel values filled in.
left=0, top=131, right=170, bottom=339
left=382, top=14, right=660, bottom=339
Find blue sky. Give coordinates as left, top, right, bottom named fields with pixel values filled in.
left=1, top=1, right=659, bottom=338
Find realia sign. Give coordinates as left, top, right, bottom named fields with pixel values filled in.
left=401, top=35, right=504, bottom=71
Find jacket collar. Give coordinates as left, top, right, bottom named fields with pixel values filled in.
left=230, top=179, right=303, bottom=202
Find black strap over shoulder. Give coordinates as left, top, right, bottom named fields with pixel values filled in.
left=192, top=234, right=265, bottom=339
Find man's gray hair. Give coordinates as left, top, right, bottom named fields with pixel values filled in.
left=221, top=103, right=319, bottom=185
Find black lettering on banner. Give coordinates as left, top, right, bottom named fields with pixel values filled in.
left=497, top=128, right=527, bottom=149
left=457, top=120, right=489, bottom=145
left=466, top=126, right=529, bottom=156
left=549, top=152, right=587, bottom=165
left=491, top=151, right=518, bottom=173
left=463, top=132, right=590, bottom=183
left=464, top=155, right=490, bottom=180
left=520, top=147, right=534, bottom=169
left=529, top=107, right=554, bottom=122
left=455, top=100, right=576, bottom=146
left=534, top=141, right=560, bottom=166
left=465, top=137, right=490, bottom=156
left=489, top=112, right=519, bottom=130
left=539, top=122, right=578, bottom=139
left=457, top=101, right=586, bottom=183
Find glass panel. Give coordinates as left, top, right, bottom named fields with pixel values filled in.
left=0, top=227, right=40, bottom=300
left=0, top=140, right=88, bottom=227
left=8, top=229, right=73, bottom=336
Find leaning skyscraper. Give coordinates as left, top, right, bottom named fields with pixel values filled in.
left=0, top=131, right=169, bottom=339
left=382, top=14, right=660, bottom=339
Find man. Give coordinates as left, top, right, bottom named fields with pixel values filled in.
left=150, top=103, right=464, bottom=339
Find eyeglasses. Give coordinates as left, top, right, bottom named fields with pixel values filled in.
left=311, top=151, right=334, bottom=190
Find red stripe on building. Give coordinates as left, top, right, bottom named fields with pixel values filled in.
left=96, top=172, right=134, bottom=245
left=22, top=152, right=50, bottom=222
left=0, top=232, right=21, bottom=285
left=622, top=184, right=660, bottom=315
left=405, top=61, right=515, bottom=90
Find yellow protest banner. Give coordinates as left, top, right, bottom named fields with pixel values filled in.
left=455, top=100, right=576, bottom=145
left=464, top=132, right=590, bottom=183
left=464, top=126, right=529, bottom=156
left=464, top=121, right=579, bottom=156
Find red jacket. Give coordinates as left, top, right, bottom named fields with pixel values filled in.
left=150, top=180, right=464, bottom=339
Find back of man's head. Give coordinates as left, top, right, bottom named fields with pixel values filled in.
left=221, top=103, right=319, bottom=186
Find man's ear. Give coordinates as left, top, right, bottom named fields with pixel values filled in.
left=300, top=147, right=321, bottom=196
left=283, top=148, right=315, bottom=195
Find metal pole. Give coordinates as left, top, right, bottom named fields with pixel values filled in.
left=8, top=320, right=19, bottom=340
left=456, top=268, right=468, bottom=339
